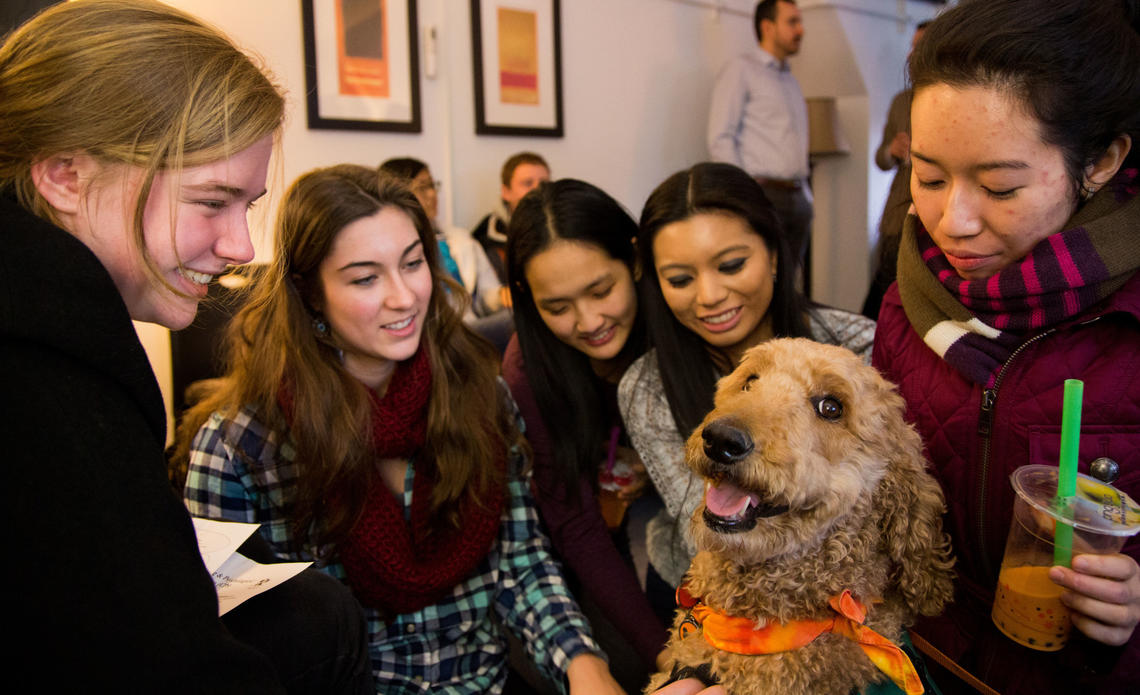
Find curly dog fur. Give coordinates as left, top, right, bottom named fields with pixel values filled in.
left=647, top=338, right=954, bottom=695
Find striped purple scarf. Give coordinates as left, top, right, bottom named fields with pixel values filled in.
left=897, top=167, right=1140, bottom=387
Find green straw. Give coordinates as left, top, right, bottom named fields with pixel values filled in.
left=1054, top=379, right=1083, bottom=567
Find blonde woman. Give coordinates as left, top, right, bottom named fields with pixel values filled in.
left=1, top=1, right=367, bottom=692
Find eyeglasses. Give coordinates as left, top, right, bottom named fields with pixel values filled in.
left=412, top=179, right=442, bottom=195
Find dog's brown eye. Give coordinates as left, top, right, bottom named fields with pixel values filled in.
left=743, top=375, right=758, bottom=391
left=811, top=395, right=843, bottom=421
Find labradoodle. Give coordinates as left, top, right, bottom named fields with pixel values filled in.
left=649, top=338, right=954, bottom=695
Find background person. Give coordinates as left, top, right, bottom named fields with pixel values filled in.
left=472, top=151, right=551, bottom=283
left=618, top=162, right=874, bottom=626
left=0, top=1, right=368, bottom=691
left=504, top=179, right=666, bottom=690
left=872, top=1, right=1140, bottom=691
left=707, top=0, right=813, bottom=269
left=179, top=166, right=625, bottom=695
left=862, top=20, right=928, bottom=320
left=379, top=156, right=513, bottom=352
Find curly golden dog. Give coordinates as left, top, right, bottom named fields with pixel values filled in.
left=649, top=338, right=954, bottom=695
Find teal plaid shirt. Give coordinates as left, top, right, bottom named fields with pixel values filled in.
left=183, top=389, right=600, bottom=694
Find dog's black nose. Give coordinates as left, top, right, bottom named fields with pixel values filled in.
left=702, top=419, right=754, bottom=465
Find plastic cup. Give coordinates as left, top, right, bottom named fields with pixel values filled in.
left=992, top=465, right=1140, bottom=651
left=598, top=459, right=634, bottom=530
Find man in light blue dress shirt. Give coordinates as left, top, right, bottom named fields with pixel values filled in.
left=707, top=0, right=812, bottom=270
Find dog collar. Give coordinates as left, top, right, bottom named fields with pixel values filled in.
left=676, top=585, right=924, bottom=695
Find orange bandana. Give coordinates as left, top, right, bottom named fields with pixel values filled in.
left=676, top=586, right=923, bottom=695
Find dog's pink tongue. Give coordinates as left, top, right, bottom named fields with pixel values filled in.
left=705, top=481, right=756, bottom=517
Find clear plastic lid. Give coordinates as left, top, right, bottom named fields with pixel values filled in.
left=1012, top=464, right=1140, bottom=537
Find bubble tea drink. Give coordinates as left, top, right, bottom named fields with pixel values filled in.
left=992, top=465, right=1140, bottom=651
left=597, top=426, right=633, bottom=530
left=598, top=460, right=634, bottom=530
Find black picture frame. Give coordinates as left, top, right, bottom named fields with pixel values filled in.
left=470, top=0, right=563, bottom=137
left=301, top=0, right=421, bottom=132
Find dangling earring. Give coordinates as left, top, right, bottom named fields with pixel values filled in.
left=311, top=315, right=343, bottom=363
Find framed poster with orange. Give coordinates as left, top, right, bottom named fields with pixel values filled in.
left=302, top=0, right=421, bottom=132
left=470, top=0, right=563, bottom=137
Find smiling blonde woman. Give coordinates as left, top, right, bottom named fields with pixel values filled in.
left=0, top=1, right=374, bottom=692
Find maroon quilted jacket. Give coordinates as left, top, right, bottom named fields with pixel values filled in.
left=873, top=275, right=1140, bottom=694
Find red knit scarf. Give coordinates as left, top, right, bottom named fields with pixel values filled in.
left=318, top=347, right=504, bottom=616
left=897, top=167, right=1140, bottom=386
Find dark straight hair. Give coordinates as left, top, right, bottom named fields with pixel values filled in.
left=909, top=0, right=1140, bottom=194
left=378, top=156, right=428, bottom=182
left=754, top=0, right=795, bottom=42
left=637, top=162, right=809, bottom=437
left=507, top=179, right=645, bottom=496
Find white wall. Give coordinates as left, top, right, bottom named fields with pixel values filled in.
left=792, top=0, right=941, bottom=308
left=166, top=0, right=762, bottom=232
left=138, top=0, right=945, bottom=438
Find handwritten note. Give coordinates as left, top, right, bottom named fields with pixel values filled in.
left=191, top=518, right=311, bottom=615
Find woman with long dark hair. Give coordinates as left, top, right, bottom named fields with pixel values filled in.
left=504, top=179, right=665, bottom=687
left=619, top=162, right=875, bottom=623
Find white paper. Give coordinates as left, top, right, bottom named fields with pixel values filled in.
left=192, top=517, right=312, bottom=616
left=193, top=518, right=259, bottom=573
left=210, top=553, right=311, bottom=616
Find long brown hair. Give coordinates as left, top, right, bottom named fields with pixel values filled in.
left=174, top=165, right=510, bottom=551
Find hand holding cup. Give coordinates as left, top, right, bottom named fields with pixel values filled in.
left=1049, top=552, right=1140, bottom=646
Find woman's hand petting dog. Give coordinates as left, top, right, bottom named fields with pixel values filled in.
left=1050, top=552, right=1140, bottom=646
left=566, top=653, right=627, bottom=695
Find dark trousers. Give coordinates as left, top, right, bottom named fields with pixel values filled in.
left=646, top=563, right=680, bottom=635
left=223, top=533, right=373, bottom=695
left=469, top=308, right=515, bottom=356
left=758, top=183, right=813, bottom=273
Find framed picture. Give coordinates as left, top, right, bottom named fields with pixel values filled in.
left=301, top=0, right=421, bottom=132
left=470, top=0, right=563, bottom=137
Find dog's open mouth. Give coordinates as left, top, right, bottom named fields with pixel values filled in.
left=702, top=478, right=789, bottom=533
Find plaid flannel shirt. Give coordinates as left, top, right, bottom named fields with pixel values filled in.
left=183, top=392, right=600, bottom=694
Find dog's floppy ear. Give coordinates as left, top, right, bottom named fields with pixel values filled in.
left=868, top=385, right=955, bottom=617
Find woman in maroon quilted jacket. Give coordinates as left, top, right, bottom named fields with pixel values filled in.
left=871, top=1, right=1140, bottom=693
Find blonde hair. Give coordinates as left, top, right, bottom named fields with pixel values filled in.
left=0, top=0, right=284, bottom=285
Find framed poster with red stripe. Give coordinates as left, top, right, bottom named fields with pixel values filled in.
left=470, top=0, right=563, bottom=137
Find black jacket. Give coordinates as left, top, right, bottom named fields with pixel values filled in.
left=0, top=195, right=283, bottom=692
left=470, top=212, right=509, bottom=285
